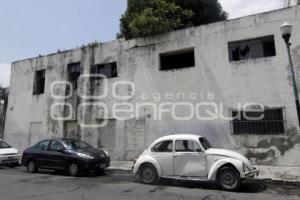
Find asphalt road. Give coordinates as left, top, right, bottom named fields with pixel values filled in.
left=0, top=166, right=299, bottom=200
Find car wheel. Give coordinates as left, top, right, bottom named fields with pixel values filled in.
left=9, top=163, right=18, bottom=168
left=139, top=164, right=158, bottom=184
left=27, top=160, right=38, bottom=173
left=68, top=162, right=80, bottom=177
left=218, top=166, right=241, bottom=191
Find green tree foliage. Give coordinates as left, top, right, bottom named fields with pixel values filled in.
left=118, top=0, right=227, bottom=39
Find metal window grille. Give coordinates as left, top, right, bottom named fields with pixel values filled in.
left=231, top=108, right=285, bottom=135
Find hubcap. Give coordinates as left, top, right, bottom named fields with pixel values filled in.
left=221, top=171, right=236, bottom=186
left=142, top=168, right=154, bottom=182
left=69, top=163, right=79, bottom=176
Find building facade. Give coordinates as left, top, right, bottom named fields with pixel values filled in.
left=4, top=6, right=300, bottom=168
left=0, top=102, right=4, bottom=139
left=285, top=0, right=300, bottom=7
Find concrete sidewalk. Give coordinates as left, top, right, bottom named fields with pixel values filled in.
left=108, top=161, right=300, bottom=182
left=108, top=161, right=134, bottom=171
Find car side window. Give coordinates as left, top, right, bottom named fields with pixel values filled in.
left=176, top=140, right=202, bottom=152
left=152, top=140, right=173, bottom=153
left=192, top=141, right=203, bottom=152
left=49, top=141, right=64, bottom=151
left=38, top=141, right=50, bottom=151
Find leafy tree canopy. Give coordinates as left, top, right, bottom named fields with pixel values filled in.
left=118, top=0, right=228, bottom=39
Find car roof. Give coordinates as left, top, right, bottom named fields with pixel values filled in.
left=154, top=134, right=203, bottom=143
left=39, top=138, right=80, bottom=141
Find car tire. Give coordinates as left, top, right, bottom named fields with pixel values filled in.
left=27, top=160, right=38, bottom=173
left=218, top=166, right=241, bottom=191
left=67, top=162, right=80, bottom=177
left=139, top=164, right=158, bottom=185
left=9, top=163, right=18, bottom=168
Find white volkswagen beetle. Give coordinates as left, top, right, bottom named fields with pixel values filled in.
left=133, top=134, right=259, bottom=191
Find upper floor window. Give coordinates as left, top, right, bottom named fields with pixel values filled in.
left=160, top=48, right=195, bottom=71
left=91, top=62, right=118, bottom=79
left=33, top=69, right=46, bottom=95
left=231, top=108, right=285, bottom=135
left=68, top=62, right=81, bottom=89
left=228, top=35, right=276, bottom=62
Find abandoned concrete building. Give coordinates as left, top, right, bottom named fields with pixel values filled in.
left=0, top=102, right=4, bottom=139
left=285, top=0, right=300, bottom=7
left=4, top=5, right=300, bottom=170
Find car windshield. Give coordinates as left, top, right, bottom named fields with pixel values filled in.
left=199, top=137, right=212, bottom=150
left=0, top=141, right=11, bottom=149
left=63, top=139, right=93, bottom=150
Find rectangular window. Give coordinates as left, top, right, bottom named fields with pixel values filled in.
left=231, top=108, right=285, bottom=135
left=160, top=48, right=195, bottom=71
left=91, top=62, right=118, bottom=79
left=228, top=35, right=276, bottom=61
left=68, top=62, right=81, bottom=89
left=33, top=70, right=46, bottom=95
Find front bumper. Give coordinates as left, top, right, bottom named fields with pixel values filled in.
left=80, top=156, right=110, bottom=171
left=0, top=154, right=21, bottom=166
left=241, top=167, right=259, bottom=178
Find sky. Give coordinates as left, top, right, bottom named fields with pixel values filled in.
left=0, top=0, right=285, bottom=87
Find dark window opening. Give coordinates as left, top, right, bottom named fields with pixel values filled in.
left=231, top=108, right=285, bottom=135
left=33, top=69, right=46, bottom=95
left=68, top=63, right=81, bottom=89
left=91, top=62, right=118, bottom=80
left=228, top=35, right=276, bottom=61
left=160, top=48, right=195, bottom=71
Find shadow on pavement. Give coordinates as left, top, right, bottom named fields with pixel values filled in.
left=154, top=178, right=267, bottom=193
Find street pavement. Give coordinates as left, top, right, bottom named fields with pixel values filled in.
left=0, top=166, right=299, bottom=200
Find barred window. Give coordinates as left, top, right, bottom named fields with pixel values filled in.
left=231, top=108, right=285, bottom=135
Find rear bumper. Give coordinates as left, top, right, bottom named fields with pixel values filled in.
left=241, top=167, right=259, bottom=178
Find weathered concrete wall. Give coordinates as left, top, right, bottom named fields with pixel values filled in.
left=0, top=103, right=4, bottom=138
left=4, top=6, right=300, bottom=166
left=285, top=0, right=300, bottom=7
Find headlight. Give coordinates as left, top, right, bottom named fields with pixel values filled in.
left=76, top=153, right=94, bottom=159
left=102, top=150, right=109, bottom=156
left=100, top=154, right=106, bottom=158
